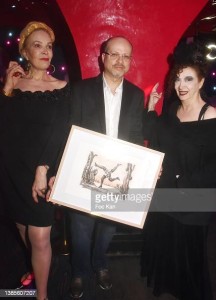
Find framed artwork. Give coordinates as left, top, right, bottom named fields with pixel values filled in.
left=49, top=126, right=164, bottom=228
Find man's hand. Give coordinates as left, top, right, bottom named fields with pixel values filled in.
left=158, top=166, right=163, bottom=180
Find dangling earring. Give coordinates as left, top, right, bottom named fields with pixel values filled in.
left=25, top=60, right=32, bottom=77
left=47, top=64, right=55, bottom=75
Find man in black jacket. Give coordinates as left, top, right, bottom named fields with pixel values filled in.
left=69, top=36, right=144, bottom=299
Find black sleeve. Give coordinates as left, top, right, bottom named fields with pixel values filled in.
left=69, top=81, right=82, bottom=127
left=143, top=109, right=158, bottom=141
left=128, top=89, right=144, bottom=146
left=38, top=121, right=71, bottom=174
left=0, top=92, right=11, bottom=107
left=37, top=89, right=73, bottom=174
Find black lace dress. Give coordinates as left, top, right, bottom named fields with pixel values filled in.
left=141, top=102, right=216, bottom=300
left=0, top=83, right=72, bottom=226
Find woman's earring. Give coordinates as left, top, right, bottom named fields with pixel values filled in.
left=26, top=61, right=30, bottom=71
left=47, top=64, right=55, bottom=75
left=25, top=61, right=32, bottom=77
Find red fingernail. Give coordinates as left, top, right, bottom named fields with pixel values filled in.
left=13, top=72, right=21, bottom=77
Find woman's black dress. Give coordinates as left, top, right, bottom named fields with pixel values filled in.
left=141, top=102, right=216, bottom=300
left=0, top=83, right=72, bottom=226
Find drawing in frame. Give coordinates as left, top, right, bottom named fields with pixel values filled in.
left=49, top=125, right=164, bottom=228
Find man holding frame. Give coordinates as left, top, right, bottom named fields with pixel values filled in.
left=68, top=36, right=146, bottom=299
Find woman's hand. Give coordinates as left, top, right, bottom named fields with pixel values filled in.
left=32, top=166, right=49, bottom=203
left=148, top=82, right=162, bottom=112
left=46, top=176, right=56, bottom=201
left=3, top=61, right=25, bottom=95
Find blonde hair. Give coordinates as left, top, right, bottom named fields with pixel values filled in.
left=19, top=21, right=55, bottom=55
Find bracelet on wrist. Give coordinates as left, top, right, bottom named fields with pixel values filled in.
left=1, top=88, right=14, bottom=97
left=38, top=165, right=49, bottom=172
left=44, top=165, right=49, bottom=170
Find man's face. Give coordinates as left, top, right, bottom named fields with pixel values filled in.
left=102, top=37, right=132, bottom=80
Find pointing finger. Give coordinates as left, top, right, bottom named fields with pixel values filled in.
left=152, top=82, right=159, bottom=93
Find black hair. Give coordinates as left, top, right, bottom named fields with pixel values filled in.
left=166, top=40, right=210, bottom=97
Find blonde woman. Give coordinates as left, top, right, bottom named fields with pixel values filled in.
left=0, top=21, right=72, bottom=300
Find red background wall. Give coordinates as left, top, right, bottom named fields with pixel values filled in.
left=56, top=0, right=207, bottom=112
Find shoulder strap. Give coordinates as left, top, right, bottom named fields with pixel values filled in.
left=198, top=103, right=209, bottom=121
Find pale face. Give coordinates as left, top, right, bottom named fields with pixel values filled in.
left=174, top=66, right=204, bottom=102
left=102, top=37, right=132, bottom=80
left=22, top=30, right=53, bottom=71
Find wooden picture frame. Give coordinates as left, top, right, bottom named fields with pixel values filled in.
left=49, top=126, right=164, bottom=228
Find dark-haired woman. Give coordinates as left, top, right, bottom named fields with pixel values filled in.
left=141, top=43, right=216, bottom=300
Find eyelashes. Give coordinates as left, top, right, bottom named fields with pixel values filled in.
left=185, top=76, right=193, bottom=81
left=33, top=43, right=53, bottom=50
left=175, top=76, right=194, bottom=83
